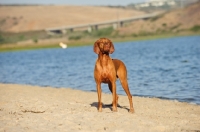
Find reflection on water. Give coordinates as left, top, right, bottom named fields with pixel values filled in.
left=0, top=36, right=200, bottom=104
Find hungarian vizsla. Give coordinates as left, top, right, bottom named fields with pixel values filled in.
left=93, top=38, right=134, bottom=113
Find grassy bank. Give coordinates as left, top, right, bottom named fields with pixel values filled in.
left=0, top=30, right=199, bottom=52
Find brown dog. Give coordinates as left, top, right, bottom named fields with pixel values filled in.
left=93, top=38, right=134, bottom=113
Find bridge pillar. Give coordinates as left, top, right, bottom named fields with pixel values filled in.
left=113, top=23, right=118, bottom=29
left=69, top=28, right=73, bottom=32
left=113, top=21, right=123, bottom=29
left=88, top=26, right=92, bottom=33
left=61, top=29, right=67, bottom=34
left=119, top=21, right=124, bottom=27
left=94, top=25, right=98, bottom=30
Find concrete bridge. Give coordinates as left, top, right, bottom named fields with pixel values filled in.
left=45, top=12, right=160, bottom=34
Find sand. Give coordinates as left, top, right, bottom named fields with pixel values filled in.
left=0, top=83, right=200, bottom=132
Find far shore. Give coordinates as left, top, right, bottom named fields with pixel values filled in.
left=0, top=83, right=200, bottom=132
left=0, top=31, right=200, bottom=52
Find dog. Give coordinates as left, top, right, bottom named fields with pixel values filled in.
left=93, top=38, right=134, bottom=113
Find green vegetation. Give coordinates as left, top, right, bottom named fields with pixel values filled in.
left=67, top=26, right=115, bottom=40
left=190, top=25, right=200, bottom=32
left=162, top=23, right=167, bottom=27
left=33, top=38, right=38, bottom=43
left=0, top=44, right=59, bottom=52
left=0, top=19, right=6, bottom=25
left=69, top=35, right=82, bottom=40
left=0, top=30, right=50, bottom=44
left=91, top=27, right=114, bottom=37
left=0, top=35, right=5, bottom=44
left=170, top=23, right=181, bottom=30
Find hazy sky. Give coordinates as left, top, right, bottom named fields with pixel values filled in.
left=0, top=0, right=147, bottom=6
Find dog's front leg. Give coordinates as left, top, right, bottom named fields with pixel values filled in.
left=111, top=82, right=117, bottom=112
left=96, top=83, right=102, bottom=112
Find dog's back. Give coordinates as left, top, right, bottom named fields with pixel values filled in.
left=112, top=59, right=128, bottom=79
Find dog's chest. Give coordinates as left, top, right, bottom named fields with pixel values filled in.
left=98, top=67, right=117, bottom=83
left=100, top=67, right=112, bottom=83
left=95, top=58, right=114, bottom=83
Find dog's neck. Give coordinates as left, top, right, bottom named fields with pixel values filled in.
left=98, top=52, right=110, bottom=67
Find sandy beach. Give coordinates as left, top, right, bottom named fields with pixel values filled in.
left=0, top=83, right=200, bottom=132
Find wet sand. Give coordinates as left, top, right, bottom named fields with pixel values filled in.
left=0, top=83, right=200, bottom=132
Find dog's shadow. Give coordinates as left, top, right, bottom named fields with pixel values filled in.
left=90, top=102, right=129, bottom=112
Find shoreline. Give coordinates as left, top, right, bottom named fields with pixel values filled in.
left=1, top=82, right=199, bottom=106
left=0, top=83, right=200, bottom=131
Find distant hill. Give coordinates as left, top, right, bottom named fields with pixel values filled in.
left=0, top=3, right=199, bottom=45
left=118, top=1, right=200, bottom=35
left=0, top=5, right=145, bottom=33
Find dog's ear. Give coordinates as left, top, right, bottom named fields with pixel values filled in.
left=109, top=40, right=115, bottom=54
left=93, top=40, right=100, bottom=54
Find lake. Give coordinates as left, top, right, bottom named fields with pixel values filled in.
left=0, top=36, right=200, bottom=104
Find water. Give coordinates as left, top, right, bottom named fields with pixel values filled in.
left=0, top=36, right=200, bottom=104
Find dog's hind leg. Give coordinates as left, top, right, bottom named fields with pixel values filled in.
left=117, top=69, right=134, bottom=113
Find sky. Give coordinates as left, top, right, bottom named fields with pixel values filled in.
left=0, top=0, right=147, bottom=6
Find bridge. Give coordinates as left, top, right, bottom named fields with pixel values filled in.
left=45, top=12, right=160, bottom=34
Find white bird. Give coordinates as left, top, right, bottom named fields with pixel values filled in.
left=59, top=42, right=67, bottom=49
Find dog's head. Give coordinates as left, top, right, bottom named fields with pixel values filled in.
left=93, top=38, right=115, bottom=54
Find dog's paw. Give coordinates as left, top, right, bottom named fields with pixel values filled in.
left=98, top=108, right=102, bottom=112
left=129, top=108, right=134, bottom=113
left=112, top=107, right=117, bottom=112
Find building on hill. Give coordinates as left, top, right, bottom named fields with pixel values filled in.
left=129, top=0, right=198, bottom=11
left=135, top=0, right=176, bottom=9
